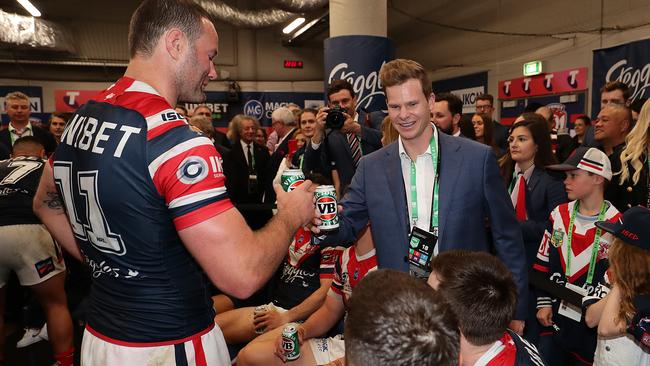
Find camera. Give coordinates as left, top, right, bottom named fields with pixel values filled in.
left=325, top=106, right=347, bottom=130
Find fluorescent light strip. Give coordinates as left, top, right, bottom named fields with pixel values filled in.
left=17, top=0, right=41, bottom=17
left=293, top=18, right=319, bottom=38
left=282, top=17, right=305, bottom=34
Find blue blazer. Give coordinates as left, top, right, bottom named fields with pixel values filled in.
left=519, top=167, right=568, bottom=265
left=322, top=131, right=529, bottom=319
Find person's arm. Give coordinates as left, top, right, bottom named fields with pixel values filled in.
left=254, top=278, right=334, bottom=331
left=520, top=175, right=567, bottom=242
left=33, top=162, right=83, bottom=261
left=300, top=294, right=345, bottom=340
left=585, top=293, right=609, bottom=328
left=178, top=182, right=315, bottom=299
left=359, top=125, right=383, bottom=151
left=482, top=148, right=529, bottom=321
left=598, top=283, right=627, bottom=336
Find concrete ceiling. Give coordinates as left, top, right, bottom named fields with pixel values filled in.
left=1, top=0, right=649, bottom=81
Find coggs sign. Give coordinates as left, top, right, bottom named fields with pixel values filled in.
left=327, top=62, right=385, bottom=111
left=605, top=59, right=650, bottom=101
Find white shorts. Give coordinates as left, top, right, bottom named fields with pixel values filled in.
left=81, top=323, right=230, bottom=366
left=0, top=224, right=65, bottom=287
left=308, top=335, right=345, bottom=365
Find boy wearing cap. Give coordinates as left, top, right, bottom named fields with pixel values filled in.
left=533, top=147, right=622, bottom=365
left=585, top=206, right=650, bottom=365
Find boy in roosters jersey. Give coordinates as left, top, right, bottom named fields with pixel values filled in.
left=236, top=224, right=377, bottom=366
left=32, top=1, right=315, bottom=365
left=214, top=176, right=342, bottom=346
left=429, top=250, right=545, bottom=366
left=534, top=147, right=621, bottom=365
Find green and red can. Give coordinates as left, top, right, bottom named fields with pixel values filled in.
left=281, top=324, right=300, bottom=361
left=281, top=169, right=305, bottom=192
left=315, top=185, right=339, bottom=232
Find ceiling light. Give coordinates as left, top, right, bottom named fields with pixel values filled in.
left=17, top=0, right=41, bottom=17
left=293, top=18, right=319, bottom=38
left=282, top=17, right=305, bottom=34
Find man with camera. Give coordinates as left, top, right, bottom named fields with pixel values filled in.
left=304, top=80, right=382, bottom=196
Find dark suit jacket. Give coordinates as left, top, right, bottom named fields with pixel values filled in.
left=223, top=140, right=272, bottom=229
left=320, top=132, right=529, bottom=319
left=519, top=167, right=567, bottom=265
left=493, top=120, right=510, bottom=152
left=304, top=126, right=382, bottom=193
left=213, top=130, right=231, bottom=149
left=0, top=124, right=57, bottom=156
left=0, top=143, right=8, bottom=160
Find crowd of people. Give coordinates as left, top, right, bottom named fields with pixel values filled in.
left=0, top=0, right=649, bottom=365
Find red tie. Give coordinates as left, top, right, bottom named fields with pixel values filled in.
left=515, top=174, right=527, bottom=221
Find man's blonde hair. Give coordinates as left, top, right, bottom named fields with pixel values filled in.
left=379, top=59, right=432, bottom=97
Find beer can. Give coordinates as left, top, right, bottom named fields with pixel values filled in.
left=281, top=169, right=305, bottom=192
left=281, top=325, right=300, bottom=361
left=315, top=185, right=339, bottom=232
left=253, top=305, right=268, bottom=334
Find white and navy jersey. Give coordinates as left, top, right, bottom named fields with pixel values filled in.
left=475, top=330, right=546, bottom=366
left=52, top=77, right=233, bottom=343
left=329, top=246, right=377, bottom=308
left=0, top=156, right=45, bottom=226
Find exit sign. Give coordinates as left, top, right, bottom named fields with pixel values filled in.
left=284, top=60, right=304, bottom=69
left=523, top=61, right=543, bottom=76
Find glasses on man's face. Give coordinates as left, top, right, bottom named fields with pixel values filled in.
left=476, top=105, right=492, bottom=111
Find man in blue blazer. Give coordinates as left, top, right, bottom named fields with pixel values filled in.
left=315, top=59, right=528, bottom=330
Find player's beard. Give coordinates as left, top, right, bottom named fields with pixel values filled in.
left=176, top=47, right=208, bottom=103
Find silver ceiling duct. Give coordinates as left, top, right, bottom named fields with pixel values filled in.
left=0, top=9, right=75, bottom=53
left=262, top=0, right=328, bottom=12
left=196, top=0, right=296, bottom=28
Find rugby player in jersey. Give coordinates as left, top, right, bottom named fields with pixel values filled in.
left=429, top=251, right=546, bottom=366
left=32, top=1, right=315, bottom=365
left=236, top=224, right=377, bottom=366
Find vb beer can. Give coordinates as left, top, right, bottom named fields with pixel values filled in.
left=315, top=185, right=339, bottom=232
left=281, top=169, right=305, bottom=192
left=253, top=305, right=269, bottom=334
left=281, top=325, right=300, bottom=361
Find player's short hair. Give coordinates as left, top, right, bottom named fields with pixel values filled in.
left=49, top=111, right=72, bottom=124
left=600, top=81, right=630, bottom=102
left=128, top=0, right=211, bottom=58
left=476, top=93, right=494, bottom=105
left=436, top=92, right=463, bottom=116
left=345, top=269, right=460, bottom=366
left=434, top=251, right=517, bottom=346
left=5, top=91, right=29, bottom=103
left=380, top=59, right=432, bottom=97
left=12, top=136, right=44, bottom=156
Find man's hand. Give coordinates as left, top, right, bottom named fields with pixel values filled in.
left=509, top=320, right=525, bottom=335
left=536, top=307, right=553, bottom=327
left=340, top=113, right=360, bottom=135
left=310, top=204, right=343, bottom=234
left=253, top=309, right=289, bottom=334
left=274, top=325, right=306, bottom=362
left=275, top=180, right=315, bottom=228
left=312, top=107, right=329, bottom=144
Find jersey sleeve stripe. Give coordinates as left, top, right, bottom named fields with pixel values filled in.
left=125, top=80, right=162, bottom=96
left=148, top=121, right=188, bottom=141
left=173, top=199, right=233, bottom=231
left=168, top=187, right=228, bottom=209
left=148, top=137, right=214, bottom=178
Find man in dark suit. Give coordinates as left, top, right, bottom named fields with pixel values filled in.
left=1, top=92, right=56, bottom=155
left=314, top=59, right=528, bottom=333
left=433, top=92, right=463, bottom=137
left=223, top=115, right=272, bottom=230
left=476, top=93, right=509, bottom=151
left=304, top=80, right=382, bottom=196
left=193, top=104, right=230, bottom=149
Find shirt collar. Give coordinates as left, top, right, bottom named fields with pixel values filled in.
left=9, top=121, right=32, bottom=133
left=514, top=163, right=535, bottom=181
left=240, top=139, right=253, bottom=150
left=398, top=123, right=437, bottom=160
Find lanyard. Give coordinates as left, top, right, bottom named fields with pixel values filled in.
left=299, top=154, right=304, bottom=170
left=508, top=170, right=518, bottom=194
left=565, top=201, right=607, bottom=285
left=409, top=129, right=440, bottom=231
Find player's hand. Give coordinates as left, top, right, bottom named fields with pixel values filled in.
left=253, top=309, right=288, bottom=333
left=312, top=107, right=328, bottom=144
left=310, top=204, right=343, bottom=234
left=536, top=307, right=553, bottom=327
left=340, top=114, right=360, bottom=134
left=274, top=325, right=306, bottom=363
left=275, top=181, right=314, bottom=227
left=509, top=320, right=525, bottom=335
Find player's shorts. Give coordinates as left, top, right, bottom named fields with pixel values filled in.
left=307, top=335, right=345, bottom=365
left=0, top=224, right=65, bottom=287
left=81, top=323, right=230, bottom=366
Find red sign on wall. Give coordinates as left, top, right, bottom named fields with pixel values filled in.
left=54, top=90, right=101, bottom=112
left=498, top=67, right=588, bottom=99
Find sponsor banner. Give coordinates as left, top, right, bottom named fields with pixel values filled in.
left=498, top=67, right=588, bottom=100
left=432, top=72, right=488, bottom=114
left=324, top=35, right=394, bottom=113
left=180, top=92, right=324, bottom=128
left=0, top=86, right=47, bottom=126
left=55, top=90, right=102, bottom=112
left=592, top=38, right=650, bottom=115
left=499, top=93, right=587, bottom=133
